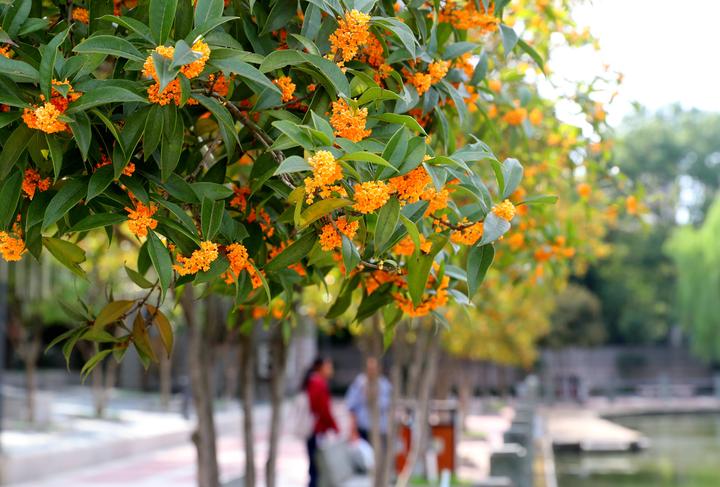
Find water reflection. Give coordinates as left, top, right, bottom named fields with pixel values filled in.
left=556, top=414, right=720, bottom=487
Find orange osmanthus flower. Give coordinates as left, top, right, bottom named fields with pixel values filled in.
left=353, top=181, right=390, bottom=214
left=273, top=76, right=296, bottom=103
left=388, top=166, right=432, bottom=204
left=125, top=201, right=158, bottom=238
left=173, top=241, right=219, bottom=276
left=408, top=72, right=432, bottom=96
left=329, top=10, right=371, bottom=63
left=330, top=98, right=371, bottom=142
left=393, top=274, right=449, bottom=317
left=492, top=199, right=517, bottom=221
left=393, top=235, right=432, bottom=256
left=319, top=217, right=359, bottom=251
left=71, top=7, right=90, bottom=24
left=22, top=168, right=51, bottom=199
left=304, top=150, right=344, bottom=204
left=577, top=182, right=591, bottom=198
left=450, top=221, right=484, bottom=245
left=428, top=60, right=450, bottom=84
left=503, top=106, right=527, bottom=126
left=0, top=231, right=25, bottom=261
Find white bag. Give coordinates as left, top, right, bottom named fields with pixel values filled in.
left=348, top=438, right=375, bottom=473
left=290, top=392, right=315, bottom=439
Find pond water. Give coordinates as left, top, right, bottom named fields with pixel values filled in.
left=555, top=413, right=720, bottom=487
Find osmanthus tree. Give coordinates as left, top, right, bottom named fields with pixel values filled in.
left=0, top=0, right=552, bottom=367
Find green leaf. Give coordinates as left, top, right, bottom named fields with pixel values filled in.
left=340, top=152, right=398, bottom=172
left=209, top=49, right=280, bottom=94
left=150, top=0, right=178, bottom=44
left=42, top=237, right=86, bottom=277
left=0, top=169, right=22, bottom=231
left=170, top=39, right=202, bottom=69
left=2, top=0, right=30, bottom=37
left=371, top=17, right=417, bottom=58
left=261, top=0, right=297, bottom=35
left=467, top=244, right=494, bottom=298
left=500, top=24, right=519, bottom=56
left=80, top=349, right=113, bottom=382
left=274, top=155, right=310, bottom=175
left=186, top=15, right=237, bottom=41
left=66, top=87, right=148, bottom=113
left=194, top=0, right=224, bottom=28
left=94, top=300, right=135, bottom=330
left=42, top=179, right=87, bottom=231
left=45, top=327, right=83, bottom=354
left=0, top=123, right=32, bottom=179
left=70, top=213, right=127, bottom=232
left=265, top=232, right=317, bottom=272
left=501, top=158, right=523, bottom=199
left=407, top=234, right=447, bottom=306
left=0, top=55, right=39, bottom=83
left=191, top=182, right=233, bottom=200
left=87, top=164, right=115, bottom=201
left=478, top=213, right=511, bottom=245
left=201, top=197, right=224, bottom=240
left=194, top=94, right=240, bottom=153
left=375, top=197, right=400, bottom=253
left=271, top=120, right=315, bottom=150
left=152, top=52, right=180, bottom=92
left=147, top=305, right=173, bottom=357
left=69, top=112, right=92, bottom=161
left=326, top=274, right=360, bottom=319
left=160, top=106, right=185, bottom=180
left=155, top=199, right=199, bottom=238
left=39, top=29, right=70, bottom=101
left=355, top=286, right=395, bottom=322
left=299, top=198, right=352, bottom=228
left=341, top=234, right=360, bottom=276
left=73, top=35, right=146, bottom=62
left=147, top=231, right=173, bottom=301
left=98, top=15, right=154, bottom=43
left=125, top=266, right=154, bottom=289
left=520, top=194, right=558, bottom=205
left=132, top=312, right=158, bottom=365
left=371, top=113, right=427, bottom=135
left=398, top=214, right=421, bottom=254
left=260, top=50, right=350, bottom=98
left=516, top=39, right=544, bottom=71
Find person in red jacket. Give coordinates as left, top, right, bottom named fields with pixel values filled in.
left=303, top=357, right=338, bottom=487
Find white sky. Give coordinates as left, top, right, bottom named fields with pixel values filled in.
left=551, top=0, right=720, bottom=126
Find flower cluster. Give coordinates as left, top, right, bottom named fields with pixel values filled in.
left=95, top=154, right=135, bottom=177
left=408, top=72, right=432, bottom=96
left=125, top=201, right=158, bottom=238
left=393, top=235, right=432, bottom=256
left=438, top=0, right=499, bottom=32
left=143, top=40, right=209, bottom=105
left=394, top=273, right=450, bottom=317
left=330, top=98, right=371, bottom=142
left=22, top=80, right=82, bottom=134
left=173, top=241, right=219, bottom=276
left=353, top=181, right=390, bottom=214
left=492, top=200, right=517, bottom=221
left=207, top=73, right=229, bottom=97
left=428, top=60, right=450, bottom=84
left=71, top=7, right=90, bottom=24
left=319, top=217, right=359, bottom=251
left=329, top=10, right=371, bottom=63
left=388, top=166, right=432, bottom=204
left=22, top=168, right=51, bottom=200
left=365, top=269, right=406, bottom=295
left=503, top=106, right=528, bottom=126
left=304, top=151, right=345, bottom=204
left=223, top=243, right=262, bottom=288
left=0, top=231, right=25, bottom=262
left=450, top=221, right=484, bottom=245
left=273, top=76, right=295, bottom=103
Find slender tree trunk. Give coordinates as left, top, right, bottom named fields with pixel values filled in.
left=23, top=330, right=41, bottom=424
left=380, top=323, right=405, bottom=486
left=223, top=337, right=240, bottom=400
left=396, top=329, right=439, bottom=487
left=91, top=363, right=106, bottom=418
left=266, top=323, right=288, bottom=487
left=458, top=365, right=472, bottom=430
left=159, top=352, right=173, bottom=410
left=182, top=287, right=220, bottom=487
left=406, top=325, right=428, bottom=399
left=239, top=321, right=256, bottom=487
left=365, top=315, right=384, bottom=487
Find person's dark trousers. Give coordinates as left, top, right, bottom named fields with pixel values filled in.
left=307, top=434, right=318, bottom=487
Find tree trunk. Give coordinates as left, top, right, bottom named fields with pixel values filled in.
left=223, top=337, right=240, bottom=400
left=23, top=330, right=41, bottom=424
left=365, top=315, right=384, bottom=487
left=91, top=361, right=107, bottom=418
left=265, top=323, right=288, bottom=487
left=159, top=352, right=173, bottom=410
left=396, top=329, right=439, bottom=487
left=239, top=321, right=256, bottom=487
left=380, top=323, right=405, bottom=487
left=182, top=286, right=220, bottom=487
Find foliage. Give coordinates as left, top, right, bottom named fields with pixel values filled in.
left=667, top=198, right=720, bottom=363
left=0, top=0, right=561, bottom=373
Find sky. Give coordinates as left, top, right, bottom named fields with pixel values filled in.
left=552, top=0, right=720, bottom=126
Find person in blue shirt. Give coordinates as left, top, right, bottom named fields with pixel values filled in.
left=345, top=356, right=393, bottom=442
